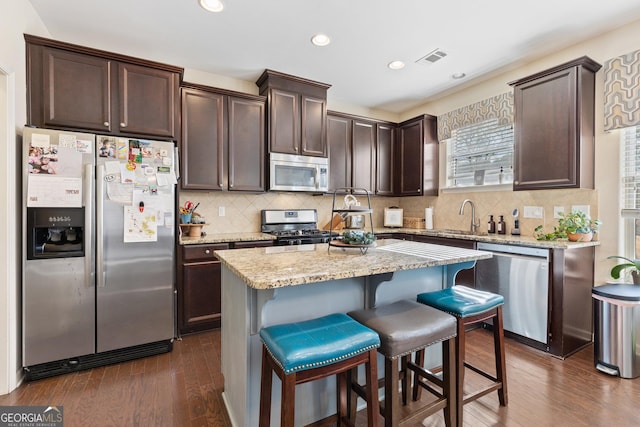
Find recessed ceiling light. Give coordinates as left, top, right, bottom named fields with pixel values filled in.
left=388, top=61, right=405, bottom=70
left=452, top=72, right=466, bottom=79
left=311, top=33, right=331, bottom=47
left=199, top=0, right=224, bottom=13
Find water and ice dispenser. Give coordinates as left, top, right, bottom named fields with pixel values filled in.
left=26, top=207, right=85, bottom=259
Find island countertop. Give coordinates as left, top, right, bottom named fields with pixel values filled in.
left=214, top=238, right=492, bottom=290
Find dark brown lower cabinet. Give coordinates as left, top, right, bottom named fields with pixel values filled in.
left=178, top=240, right=274, bottom=335
left=179, top=243, right=229, bottom=335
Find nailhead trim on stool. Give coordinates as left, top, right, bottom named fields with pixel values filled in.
left=259, top=313, right=381, bottom=427
left=417, top=285, right=508, bottom=426
left=348, top=299, right=458, bottom=427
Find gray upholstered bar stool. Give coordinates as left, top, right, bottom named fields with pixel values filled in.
left=348, top=299, right=458, bottom=427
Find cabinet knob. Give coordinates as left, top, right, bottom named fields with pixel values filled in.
left=219, top=183, right=223, bottom=187
left=514, top=181, right=519, bottom=185
left=103, top=122, right=109, bottom=127
left=294, top=147, right=298, bottom=151
left=205, top=249, right=211, bottom=254
left=120, top=122, right=127, bottom=127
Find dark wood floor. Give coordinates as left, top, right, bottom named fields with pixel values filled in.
left=1, top=328, right=639, bottom=426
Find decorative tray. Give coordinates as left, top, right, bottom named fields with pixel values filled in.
left=329, top=240, right=376, bottom=254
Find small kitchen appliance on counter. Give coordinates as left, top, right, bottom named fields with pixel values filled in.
left=261, top=209, right=337, bottom=245
left=384, top=207, right=404, bottom=227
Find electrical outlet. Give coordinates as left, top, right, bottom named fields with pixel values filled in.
left=554, top=206, right=565, bottom=219
left=523, top=206, right=544, bottom=219
left=219, top=206, right=225, bottom=217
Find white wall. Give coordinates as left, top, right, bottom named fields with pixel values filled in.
left=0, top=0, right=50, bottom=394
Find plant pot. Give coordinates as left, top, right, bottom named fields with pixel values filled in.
left=567, top=231, right=593, bottom=242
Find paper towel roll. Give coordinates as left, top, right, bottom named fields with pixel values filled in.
left=425, top=207, right=434, bottom=230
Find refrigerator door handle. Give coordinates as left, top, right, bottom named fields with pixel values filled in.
left=96, top=164, right=106, bottom=288
left=174, top=146, right=180, bottom=181
left=84, top=163, right=95, bottom=288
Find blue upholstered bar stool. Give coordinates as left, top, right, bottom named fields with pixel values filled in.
left=347, top=299, right=457, bottom=427
left=416, top=285, right=508, bottom=425
left=259, top=313, right=381, bottom=427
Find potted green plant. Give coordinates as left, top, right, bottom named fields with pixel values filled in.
left=608, top=256, right=640, bottom=284
left=557, top=211, right=601, bottom=242
left=533, top=211, right=601, bottom=241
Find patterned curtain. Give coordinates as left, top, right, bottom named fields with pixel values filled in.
left=437, top=92, right=513, bottom=141
left=604, top=50, right=640, bottom=131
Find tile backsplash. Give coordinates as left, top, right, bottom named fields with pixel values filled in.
left=180, top=188, right=597, bottom=237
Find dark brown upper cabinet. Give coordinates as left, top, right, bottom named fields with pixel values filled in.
left=395, top=114, right=438, bottom=196
left=26, top=34, right=182, bottom=139
left=509, top=56, right=601, bottom=191
left=376, top=123, right=395, bottom=196
left=256, top=70, right=330, bottom=157
left=180, top=83, right=266, bottom=192
left=351, top=119, right=376, bottom=192
left=327, top=112, right=395, bottom=194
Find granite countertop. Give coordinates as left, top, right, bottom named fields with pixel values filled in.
left=180, top=232, right=276, bottom=245
left=214, top=238, right=492, bottom=290
left=373, top=227, right=600, bottom=249
left=180, top=228, right=599, bottom=249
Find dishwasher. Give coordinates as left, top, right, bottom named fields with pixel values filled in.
left=476, top=242, right=550, bottom=345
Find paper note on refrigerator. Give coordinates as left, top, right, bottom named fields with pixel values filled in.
left=27, top=175, right=82, bottom=207
left=123, top=206, right=158, bottom=242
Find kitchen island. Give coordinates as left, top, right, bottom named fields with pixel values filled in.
left=215, top=239, right=492, bottom=426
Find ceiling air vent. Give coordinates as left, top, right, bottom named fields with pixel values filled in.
left=416, top=49, right=447, bottom=64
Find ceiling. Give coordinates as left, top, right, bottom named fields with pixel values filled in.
left=28, top=0, right=640, bottom=114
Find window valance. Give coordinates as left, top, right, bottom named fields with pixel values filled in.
left=437, top=92, right=513, bottom=141
left=604, top=49, right=640, bottom=131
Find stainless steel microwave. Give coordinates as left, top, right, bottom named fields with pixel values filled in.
left=269, top=152, right=329, bottom=192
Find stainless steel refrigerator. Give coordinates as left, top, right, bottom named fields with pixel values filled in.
left=22, top=127, right=176, bottom=380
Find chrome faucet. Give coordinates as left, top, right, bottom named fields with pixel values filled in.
left=459, top=199, right=480, bottom=234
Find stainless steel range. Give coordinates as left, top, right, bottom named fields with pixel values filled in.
left=261, top=209, right=336, bottom=245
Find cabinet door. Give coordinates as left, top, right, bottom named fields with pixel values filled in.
left=301, top=95, right=327, bottom=156
left=376, top=123, right=395, bottom=195
left=327, top=114, right=352, bottom=192
left=396, top=118, right=424, bottom=196
left=228, top=96, right=266, bottom=192
left=181, top=262, right=222, bottom=333
left=352, top=120, right=375, bottom=192
left=268, top=89, right=299, bottom=154
left=118, top=62, right=178, bottom=138
left=513, top=67, right=578, bottom=190
left=180, top=88, right=225, bottom=190
left=41, top=48, right=112, bottom=132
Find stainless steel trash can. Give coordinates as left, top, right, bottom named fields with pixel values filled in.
left=592, top=284, right=640, bottom=379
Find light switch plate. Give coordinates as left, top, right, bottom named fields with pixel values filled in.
left=554, top=206, right=565, bottom=219
left=523, top=206, right=544, bottom=219
left=219, top=206, right=225, bottom=217
left=571, top=205, right=590, bottom=216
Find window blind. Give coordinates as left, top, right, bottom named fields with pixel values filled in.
left=622, top=126, right=640, bottom=210
left=446, top=119, right=514, bottom=187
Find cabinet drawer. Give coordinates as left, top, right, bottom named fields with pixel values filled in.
left=231, top=240, right=274, bottom=249
left=182, top=243, right=230, bottom=261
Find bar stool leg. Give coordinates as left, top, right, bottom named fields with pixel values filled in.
left=259, top=347, right=273, bottom=427
left=443, top=338, right=456, bottom=427
left=282, top=373, right=296, bottom=426
left=455, top=319, right=466, bottom=425
left=364, top=350, right=380, bottom=427
left=384, top=357, right=399, bottom=427
left=494, top=307, right=508, bottom=406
